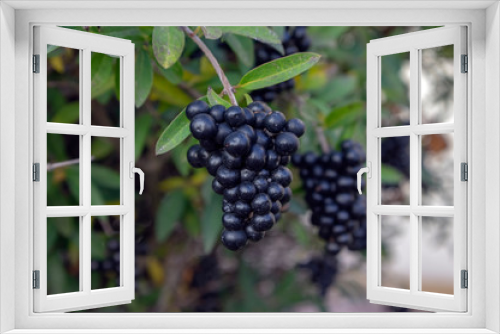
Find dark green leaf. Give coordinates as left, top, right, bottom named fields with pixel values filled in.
left=381, top=164, right=405, bottom=184
left=91, top=53, right=115, bottom=98
left=91, top=165, right=120, bottom=189
left=155, top=109, right=190, bottom=155
left=324, top=101, right=364, bottom=128
left=157, top=61, right=183, bottom=85
left=201, top=26, right=222, bottom=39
left=135, top=47, right=153, bottom=108
left=243, top=93, right=253, bottom=106
left=207, top=87, right=231, bottom=108
left=51, top=102, right=79, bottom=124
left=135, top=114, right=153, bottom=160
left=224, top=34, right=254, bottom=68
left=152, top=27, right=185, bottom=69
left=218, top=27, right=283, bottom=54
left=201, top=181, right=223, bottom=254
left=155, top=189, right=187, bottom=242
left=156, top=96, right=207, bottom=155
left=317, top=75, right=357, bottom=104
left=238, top=52, right=320, bottom=91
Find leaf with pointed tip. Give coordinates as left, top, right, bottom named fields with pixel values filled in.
left=201, top=26, right=222, bottom=39
left=135, top=47, right=153, bottom=108
left=155, top=97, right=207, bottom=155
left=244, top=94, right=253, bottom=106
left=207, top=88, right=232, bottom=108
left=224, top=34, right=254, bottom=68
left=218, top=27, right=284, bottom=54
left=238, top=52, right=321, bottom=91
left=152, top=27, right=185, bottom=69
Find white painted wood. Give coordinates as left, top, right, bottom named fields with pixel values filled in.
left=5, top=4, right=491, bottom=333
left=0, top=2, right=17, bottom=333
left=366, top=26, right=468, bottom=312
left=33, top=26, right=135, bottom=313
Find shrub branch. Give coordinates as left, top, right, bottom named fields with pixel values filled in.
left=180, top=26, right=238, bottom=106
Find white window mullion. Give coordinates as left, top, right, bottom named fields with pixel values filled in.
left=409, top=47, right=420, bottom=295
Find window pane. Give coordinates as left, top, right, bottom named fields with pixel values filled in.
left=420, top=217, right=454, bottom=294
left=91, top=137, right=121, bottom=205
left=380, top=215, right=410, bottom=290
left=421, top=45, right=454, bottom=124
left=47, top=133, right=80, bottom=206
left=47, top=217, right=80, bottom=295
left=380, top=52, right=410, bottom=127
left=47, top=45, right=80, bottom=124
left=381, top=136, right=410, bottom=205
left=91, top=52, right=121, bottom=127
left=91, top=216, right=121, bottom=290
left=421, top=133, right=454, bottom=206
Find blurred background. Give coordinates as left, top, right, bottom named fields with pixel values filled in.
left=45, top=26, right=454, bottom=312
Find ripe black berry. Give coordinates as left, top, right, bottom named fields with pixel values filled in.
left=267, top=182, right=284, bottom=201
left=251, top=193, right=272, bottom=215
left=264, top=112, right=287, bottom=133
left=245, top=224, right=265, bottom=242
left=286, top=118, right=306, bottom=137
left=222, top=213, right=243, bottom=230
left=223, top=186, right=239, bottom=203
left=221, top=229, right=247, bottom=251
left=215, top=122, right=233, bottom=145
left=251, top=213, right=275, bottom=232
left=275, top=132, right=299, bottom=156
left=209, top=104, right=226, bottom=123
left=206, top=151, right=223, bottom=176
left=216, top=166, right=240, bottom=188
left=240, top=168, right=257, bottom=182
left=245, top=144, right=267, bottom=171
left=222, top=150, right=243, bottom=169
left=224, top=106, right=246, bottom=127
left=187, top=144, right=206, bottom=168
left=186, top=100, right=210, bottom=120
left=271, top=166, right=293, bottom=187
left=265, top=150, right=280, bottom=170
left=253, top=176, right=269, bottom=193
left=238, top=181, right=257, bottom=201
left=224, top=131, right=251, bottom=157
left=234, top=200, right=252, bottom=217
left=190, top=114, right=218, bottom=140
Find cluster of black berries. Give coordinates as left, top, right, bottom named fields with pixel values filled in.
left=91, top=239, right=120, bottom=285
left=292, top=140, right=367, bottom=256
left=186, top=100, right=305, bottom=251
left=297, top=255, right=338, bottom=296
left=381, top=136, right=410, bottom=179
left=251, top=27, right=311, bottom=103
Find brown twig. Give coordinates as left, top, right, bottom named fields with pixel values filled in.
left=47, top=156, right=95, bottom=171
left=180, top=26, right=238, bottom=106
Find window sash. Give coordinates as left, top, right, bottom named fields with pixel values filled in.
left=366, top=26, right=468, bottom=312
left=33, top=25, right=136, bottom=313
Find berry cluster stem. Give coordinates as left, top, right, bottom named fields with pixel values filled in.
left=180, top=26, right=238, bottom=106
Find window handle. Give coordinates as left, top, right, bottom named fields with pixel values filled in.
left=129, top=162, right=145, bottom=195
left=357, top=162, right=371, bottom=195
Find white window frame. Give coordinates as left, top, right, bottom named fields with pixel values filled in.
left=33, top=25, right=136, bottom=313
left=0, top=1, right=499, bottom=333
left=366, top=26, right=468, bottom=312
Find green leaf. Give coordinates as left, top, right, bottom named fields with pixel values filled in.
left=218, top=27, right=284, bottom=54
left=152, top=27, right=185, bottom=69
left=155, top=109, right=190, bottom=155
left=243, top=93, right=253, bottom=106
left=135, top=47, right=153, bottom=108
left=224, top=34, right=254, bottom=68
left=155, top=96, right=207, bottom=155
left=317, top=75, right=357, bottom=104
left=271, top=26, right=285, bottom=39
left=91, top=53, right=115, bottom=98
left=207, top=87, right=231, bottom=108
left=51, top=102, right=79, bottom=124
left=201, top=193, right=223, bottom=254
left=91, top=165, right=120, bottom=189
left=135, top=114, right=153, bottom=159
left=201, top=26, right=222, bottom=39
left=238, top=52, right=320, bottom=91
left=381, top=164, right=405, bottom=184
left=155, top=189, right=187, bottom=242
left=324, top=101, right=364, bottom=128
left=157, top=61, right=183, bottom=85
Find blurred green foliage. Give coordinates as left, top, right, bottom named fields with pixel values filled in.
left=46, top=26, right=427, bottom=312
